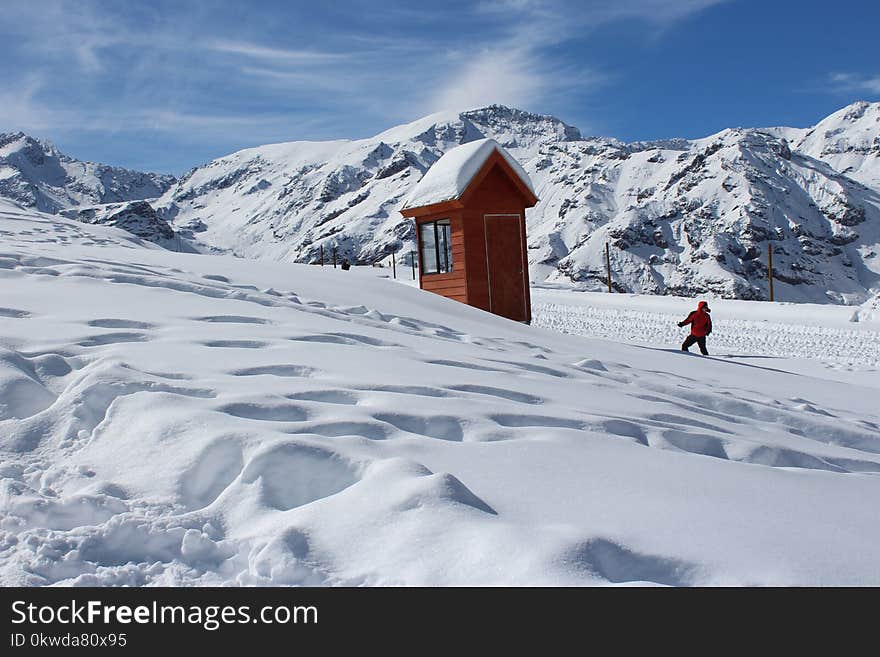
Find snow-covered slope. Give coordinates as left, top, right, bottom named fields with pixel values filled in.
left=0, top=132, right=175, bottom=214
left=776, top=101, right=880, bottom=190
left=155, top=107, right=567, bottom=263
left=531, top=127, right=880, bottom=304
left=2, top=203, right=880, bottom=586
left=153, top=103, right=880, bottom=304
left=532, top=286, right=880, bottom=369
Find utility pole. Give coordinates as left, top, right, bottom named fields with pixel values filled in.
left=605, top=242, right=612, bottom=293
left=768, top=243, right=774, bottom=302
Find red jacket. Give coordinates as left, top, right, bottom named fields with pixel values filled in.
left=679, top=302, right=712, bottom=337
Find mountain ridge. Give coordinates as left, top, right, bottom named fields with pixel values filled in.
left=2, top=101, right=879, bottom=304
left=0, top=131, right=175, bottom=214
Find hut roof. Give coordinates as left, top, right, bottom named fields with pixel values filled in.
left=402, top=138, right=535, bottom=211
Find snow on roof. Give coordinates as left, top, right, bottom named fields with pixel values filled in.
left=402, top=138, right=534, bottom=210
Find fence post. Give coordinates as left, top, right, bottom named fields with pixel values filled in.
left=391, top=253, right=397, bottom=279
left=332, top=247, right=337, bottom=269
left=320, top=245, right=324, bottom=266
left=768, top=243, right=774, bottom=302
left=605, top=242, right=612, bottom=293
left=411, top=250, right=416, bottom=280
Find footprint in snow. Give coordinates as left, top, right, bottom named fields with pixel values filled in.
left=87, top=318, right=156, bottom=330
left=0, top=307, right=32, bottom=318
left=201, top=340, right=269, bottom=349
left=78, top=332, right=150, bottom=347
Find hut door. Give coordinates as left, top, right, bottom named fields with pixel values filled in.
left=484, top=214, right=527, bottom=321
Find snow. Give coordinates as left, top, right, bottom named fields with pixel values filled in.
left=402, top=138, right=535, bottom=210
left=2, top=204, right=880, bottom=586
left=788, top=100, right=880, bottom=190
left=532, top=286, right=880, bottom=370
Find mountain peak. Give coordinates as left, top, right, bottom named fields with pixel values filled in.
left=790, top=100, right=880, bottom=188
left=460, top=105, right=582, bottom=146
left=0, top=135, right=176, bottom=214
left=839, top=99, right=877, bottom=119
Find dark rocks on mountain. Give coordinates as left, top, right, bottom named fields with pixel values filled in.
left=374, top=152, right=419, bottom=180
left=832, top=204, right=866, bottom=226
left=60, top=201, right=175, bottom=243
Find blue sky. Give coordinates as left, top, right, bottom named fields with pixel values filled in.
left=1, top=0, right=877, bottom=174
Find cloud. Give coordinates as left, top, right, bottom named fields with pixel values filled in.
left=829, top=72, right=880, bottom=95
left=429, top=49, right=545, bottom=112
left=0, top=1, right=134, bottom=73
left=477, top=0, right=726, bottom=28
left=207, top=41, right=348, bottom=65
left=0, top=76, right=79, bottom=133
left=426, top=0, right=721, bottom=115
left=0, top=0, right=728, bottom=170
left=592, top=0, right=729, bottom=24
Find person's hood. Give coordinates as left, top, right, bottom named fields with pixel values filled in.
left=697, top=301, right=710, bottom=312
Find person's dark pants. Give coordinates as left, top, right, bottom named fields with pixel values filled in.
left=682, top=335, right=708, bottom=355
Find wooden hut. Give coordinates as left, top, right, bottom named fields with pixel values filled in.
left=400, top=139, right=538, bottom=323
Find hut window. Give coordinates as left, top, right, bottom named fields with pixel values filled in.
left=419, top=219, right=453, bottom=274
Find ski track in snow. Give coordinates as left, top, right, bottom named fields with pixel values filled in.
left=2, top=206, right=880, bottom=587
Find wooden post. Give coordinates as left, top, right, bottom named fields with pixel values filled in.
left=320, top=245, right=324, bottom=266
left=391, top=253, right=397, bottom=279
left=332, top=246, right=337, bottom=269
left=768, top=243, right=774, bottom=302
left=411, top=250, right=416, bottom=280
left=605, top=242, right=612, bottom=293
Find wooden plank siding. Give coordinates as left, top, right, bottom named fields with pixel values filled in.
left=462, top=164, right=529, bottom=318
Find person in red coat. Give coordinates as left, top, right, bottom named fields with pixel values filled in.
left=678, top=301, right=712, bottom=355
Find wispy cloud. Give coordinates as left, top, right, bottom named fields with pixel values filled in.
left=428, top=0, right=724, bottom=114
left=1, top=1, right=137, bottom=73
left=207, top=41, right=348, bottom=65
left=0, top=76, right=83, bottom=133
left=828, top=72, right=880, bottom=95
left=0, top=0, right=728, bottom=171
left=430, top=48, right=554, bottom=113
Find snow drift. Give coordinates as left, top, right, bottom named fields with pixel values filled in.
left=2, top=201, right=879, bottom=586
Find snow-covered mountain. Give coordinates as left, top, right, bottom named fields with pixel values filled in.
left=3, top=103, right=879, bottom=304
left=153, top=102, right=880, bottom=304
left=0, top=132, right=175, bottom=214
left=771, top=101, right=880, bottom=190
left=154, top=106, right=575, bottom=263
left=529, top=126, right=880, bottom=304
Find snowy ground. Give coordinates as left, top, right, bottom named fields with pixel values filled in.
left=2, top=202, right=880, bottom=586
left=532, top=286, right=880, bottom=374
